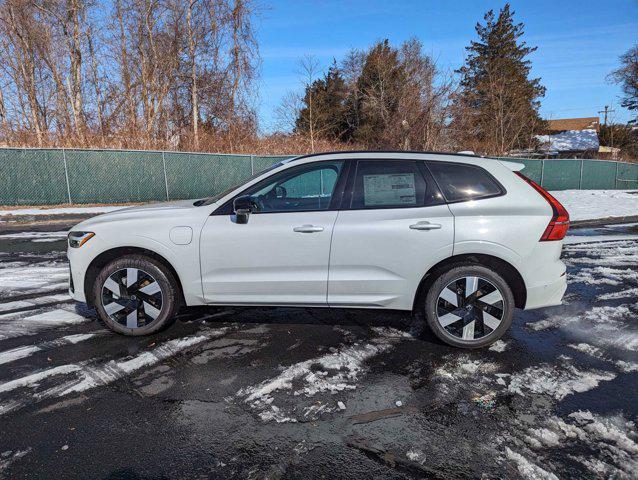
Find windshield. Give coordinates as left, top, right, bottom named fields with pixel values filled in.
left=194, top=159, right=295, bottom=206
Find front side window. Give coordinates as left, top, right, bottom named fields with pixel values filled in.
left=237, top=161, right=344, bottom=213
left=350, top=160, right=433, bottom=209
left=427, top=161, right=504, bottom=203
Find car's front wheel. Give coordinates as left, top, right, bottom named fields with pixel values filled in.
left=93, top=255, right=180, bottom=336
left=424, top=264, right=514, bottom=348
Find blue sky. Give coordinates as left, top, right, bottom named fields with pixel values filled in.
left=255, top=0, right=638, bottom=132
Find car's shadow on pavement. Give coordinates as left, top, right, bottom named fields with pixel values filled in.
left=174, top=304, right=451, bottom=348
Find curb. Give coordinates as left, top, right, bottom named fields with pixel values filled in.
left=570, top=215, right=638, bottom=228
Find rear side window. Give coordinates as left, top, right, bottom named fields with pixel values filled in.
left=426, top=162, right=504, bottom=203
left=350, top=160, right=429, bottom=209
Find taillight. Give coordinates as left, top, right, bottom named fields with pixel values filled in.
left=515, top=172, right=570, bottom=241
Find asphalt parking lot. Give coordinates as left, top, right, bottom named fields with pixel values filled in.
left=0, top=217, right=637, bottom=479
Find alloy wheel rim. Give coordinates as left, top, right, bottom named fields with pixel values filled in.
left=435, top=276, right=505, bottom=341
left=101, top=268, right=163, bottom=329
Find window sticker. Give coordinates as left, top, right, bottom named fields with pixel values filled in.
left=363, top=173, right=416, bottom=206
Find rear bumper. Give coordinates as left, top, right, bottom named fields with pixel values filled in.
left=524, top=272, right=567, bottom=310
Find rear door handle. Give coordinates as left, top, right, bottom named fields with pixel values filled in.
left=293, top=224, right=324, bottom=233
left=409, top=221, right=442, bottom=231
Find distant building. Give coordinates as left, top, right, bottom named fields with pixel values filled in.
left=535, top=129, right=600, bottom=157
left=534, top=117, right=601, bottom=158
left=546, top=117, right=600, bottom=133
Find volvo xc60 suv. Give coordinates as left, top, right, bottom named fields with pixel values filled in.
left=67, top=151, right=569, bottom=348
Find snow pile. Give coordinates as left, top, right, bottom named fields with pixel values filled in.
left=551, top=190, right=638, bottom=222
left=507, top=363, right=616, bottom=400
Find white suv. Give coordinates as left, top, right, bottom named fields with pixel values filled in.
left=67, top=152, right=569, bottom=348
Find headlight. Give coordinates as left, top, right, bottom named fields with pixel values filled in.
left=68, top=231, right=95, bottom=248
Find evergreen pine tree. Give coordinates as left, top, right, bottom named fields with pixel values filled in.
left=454, top=3, right=545, bottom=154
left=352, top=39, right=406, bottom=147
left=295, top=61, right=349, bottom=141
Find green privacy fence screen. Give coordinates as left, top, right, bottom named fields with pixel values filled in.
left=1, top=148, right=637, bottom=205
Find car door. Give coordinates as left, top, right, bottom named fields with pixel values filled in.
left=328, top=159, right=454, bottom=310
left=200, top=160, right=347, bottom=305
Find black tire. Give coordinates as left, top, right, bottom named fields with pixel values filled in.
left=93, top=254, right=180, bottom=336
left=424, top=264, right=514, bottom=349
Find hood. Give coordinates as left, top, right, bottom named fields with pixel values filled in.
left=71, top=199, right=207, bottom=230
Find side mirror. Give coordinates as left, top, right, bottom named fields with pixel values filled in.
left=233, top=195, right=257, bottom=224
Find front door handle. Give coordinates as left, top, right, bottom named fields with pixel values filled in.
left=409, top=221, right=442, bottom=231
left=293, top=224, right=324, bottom=233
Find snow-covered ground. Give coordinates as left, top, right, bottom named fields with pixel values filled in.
left=0, top=205, right=126, bottom=217
left=552, top=190, right=638, bottom=221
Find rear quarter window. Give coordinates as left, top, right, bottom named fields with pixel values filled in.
left=426, top=161, right=505, bottom=203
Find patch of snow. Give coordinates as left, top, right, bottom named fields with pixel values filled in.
left=505, top=447, right=559, bottom=480
left=0, top=293, right=72, bottom=313
left=0, top=231, right=68, bottom=241
left=237, top=332, right=402, bottom=422
left=434, top=356, right=500, bottom=380
left=0, top=332, right=99, bottom=366
left=569, top=267, right=638, bottom=286
left=564, top=240, right=638, bottom=268
left=0, top=263, right=68, bottom=298
left=615, top=360, right=638, bottom=373
left=0, top=345, right=41, bottom=365
left=507, top=363, right=616, bottom=400
left=0, top=308, right=90, bottom=341
left=0, top=206, right=125, bottom=217
left=0, top=329, right=226, bottom=415
left=525, top=411, right=638, bottom=476
left=406, top=449, right=427, bottom=465
left=0, top=448, right=32, bottom=474
left=527, top=304, right=638, bottom=352
left=598, top=288, right=638, bottom=301
left=488, top=340, right=508, bottom=352
left=241, top=342, right=390, bottom=405
left=552, top=190, right=638, bottom=222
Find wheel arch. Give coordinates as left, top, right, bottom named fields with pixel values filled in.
left=83, top=246, right=185, bottom=307
left=412, top=253, right=527, bottom=311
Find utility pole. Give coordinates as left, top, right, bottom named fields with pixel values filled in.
left=598, top=105, right=615, bottom=126
left=598, top=105, right=617, bottom=150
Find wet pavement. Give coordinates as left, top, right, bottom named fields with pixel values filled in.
left=0, top=219, right=637, bottom=479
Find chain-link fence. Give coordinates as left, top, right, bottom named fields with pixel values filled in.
left=1, top=148, right=637, bottom=205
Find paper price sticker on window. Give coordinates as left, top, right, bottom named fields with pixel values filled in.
left=363, top=173, right=417, bottom=206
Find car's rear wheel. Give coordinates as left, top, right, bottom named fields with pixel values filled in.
left=424, top=265, right=514, bottom=348
left=93, top=255, right=180, bottom=336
